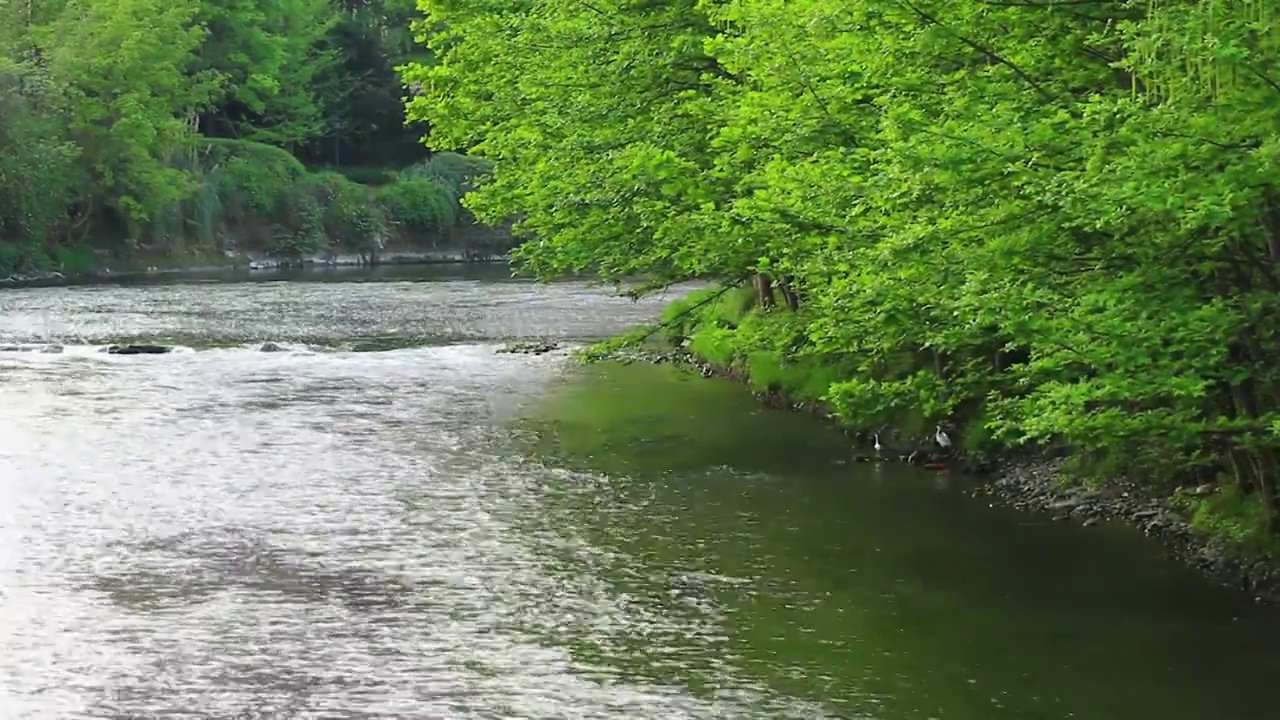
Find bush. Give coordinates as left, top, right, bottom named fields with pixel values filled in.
left=0, top=241, right=47, bottom=275
left=201, top=138, right=308, bottom=219
left=0, top=59, right=79, bottom=249
left=50, top=244, right=96, bottom=274
left=399, top=151, right=492, bottom=196
left=148, top=140, right=399, bottom=258
left=307, top=171, right=388, bottom=252
left=376, top=174, right=459, bottom=230
left=1173, top=485, right=1280, bottom=553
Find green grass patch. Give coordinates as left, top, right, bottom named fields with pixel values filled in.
left=687, top=324, right=739, bottom=368
left=743, top=350, right=839, bottom=402
left=667, top=289, right=946, bottom=440
left=49, top=244, right=96, bottom=274
left=1172, top=484, right=1280, bottom=554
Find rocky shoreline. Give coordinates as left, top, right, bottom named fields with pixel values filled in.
left=592, top=343, right=1280, bottom=605
left=980, top=458, right=1280, bottom=604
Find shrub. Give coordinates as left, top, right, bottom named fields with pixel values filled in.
left=201, top=138, right=307, bottom=219
left=307, top=171, right=388, bottom=252
left=376, top=174, right=459, bottom=230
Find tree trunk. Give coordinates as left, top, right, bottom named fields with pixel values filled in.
left=1251, top=451, right=1280, bottom=535
left=1223, top=385, right=1255, bottom=494
left=777, top=275, right=800, bottom=311
left=754, top=273, right=775, bottom=309
left=1227, top=447, right=1255, bottom=495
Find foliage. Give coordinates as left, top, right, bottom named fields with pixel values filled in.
left=0, top=57, right=79, bottom=255
left=320, top=164, right=397, bottom=186
left=405, top=0, right=1280, bottom=537
left=398, top=151, right=492, bottom=195
left=307, top=170, right=389, bottom=252
left=40, top=0, right=215, bottom=227
left=376, top=152, right=493, bottom=230
left=193, top=0, right=334, bottom=144
left=376, top=173, right=458, bottom=229
left=1173, top=484, right=1280, bottom=553
left=204, top=138, right=308, bottom=217
left=150, top=139, right=393, bottom=257
left=0, top=0, right=491, bottom=267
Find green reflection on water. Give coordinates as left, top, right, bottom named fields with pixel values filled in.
left=514, top=361, right=1280, bottom=720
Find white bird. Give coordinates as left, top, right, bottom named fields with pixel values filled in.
left=873, top=433, right=883, bottom=453
left=935, top=424, right=952, bottom=448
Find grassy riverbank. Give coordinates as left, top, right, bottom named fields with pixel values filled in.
left=0, top=144, right=510, bottom=281
left=603, top=283, right=1280, bottom=603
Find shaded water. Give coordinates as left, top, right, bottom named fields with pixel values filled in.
left=1, top=266, right=1278, bottom=719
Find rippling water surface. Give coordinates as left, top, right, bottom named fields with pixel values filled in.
left=2, top=266, right=1279, bottom=719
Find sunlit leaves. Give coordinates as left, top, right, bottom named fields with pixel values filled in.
left=408, top=0, right=1280, bottom=523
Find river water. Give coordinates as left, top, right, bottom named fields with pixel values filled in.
left=1, top=265, right=1278, bottom=720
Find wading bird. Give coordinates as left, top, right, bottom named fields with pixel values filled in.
left=935, top=424, right=952, bottom=449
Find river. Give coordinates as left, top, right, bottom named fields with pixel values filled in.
left=1, top=265, right=1278, bottom=719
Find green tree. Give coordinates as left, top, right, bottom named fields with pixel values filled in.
left=404, top=0, right=1280, bottom=537
left=0, top=56, right=79, bottom=269
left=193, top=0, right=335, bottom=144
left=305, top=0, right=429, bottom=166
left=39, top=0, right=215, bottom=229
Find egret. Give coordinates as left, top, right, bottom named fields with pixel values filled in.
left=935, top=424, right=952, bottom=449
left=873, top=433, right=883, bottom=453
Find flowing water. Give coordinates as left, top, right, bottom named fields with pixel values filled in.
left=1, top=265, right=1278, bottom=719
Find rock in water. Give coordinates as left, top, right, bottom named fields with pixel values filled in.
left=106, top=344, right=172, bottom=355
left=39, top=344, right=63, bottom=354
left=259, top=342, right=286, bottom=352
left=496, top=340, right=561, bottom=355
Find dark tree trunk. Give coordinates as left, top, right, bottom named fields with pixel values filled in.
left=754, top=273, right=775, bottom=309
left=777, top=274, right=800, bottom=311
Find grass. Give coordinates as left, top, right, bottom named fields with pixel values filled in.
left=1171, top=484, right=1280, bottom=555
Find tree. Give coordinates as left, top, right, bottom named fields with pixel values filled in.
left=192, top=0, right=335, bottom=145
left=405, top=0, right=1280, bottom=535
left=304, top=0, right=429, bottom=166
left=39, top=0, right=215, bottom=229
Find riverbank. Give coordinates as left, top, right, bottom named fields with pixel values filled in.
left=981, top=457, right=1280, bottom=604
left=0, top=246, right=510, bottom=288
left=589, top=287, right=1280, bottom=606
left=0, top=144, right=510, bottom=285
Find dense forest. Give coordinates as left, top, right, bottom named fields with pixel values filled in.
left=0, top=0, right=497, bottom=275
left=406, top=0, right=1280, bottom=545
